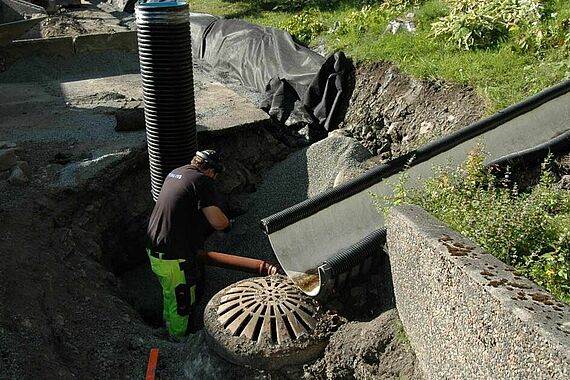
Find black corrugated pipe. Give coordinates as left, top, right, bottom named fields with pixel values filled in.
left=260, top=79, right=570, bottom=234
left=323, top=227, right=387, bottom=278
left=135, top=1, right=196, bottom=201
left=314, top=228, right=387, bottom=300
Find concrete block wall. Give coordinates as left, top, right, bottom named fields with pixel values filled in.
left=386, top=205, right=570, bottom=379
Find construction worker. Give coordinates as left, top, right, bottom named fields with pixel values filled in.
left=146, top=150, right=231, bottom=340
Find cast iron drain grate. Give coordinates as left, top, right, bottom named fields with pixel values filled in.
left=204, top=275, right=328, bottom=369
left=216, top=276, right=317, bottom=344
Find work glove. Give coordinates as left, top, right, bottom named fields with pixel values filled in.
left=222, top=218, right=234, bottom=233
left=261, top=262, right=284, bottom=276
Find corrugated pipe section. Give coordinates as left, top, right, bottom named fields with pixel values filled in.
left=260, top=80, right=570, bottom=234
left=323, top=227, right=386, bottom=278
left=486, top=129, right=570, bottom=169
left=135, top=1, right=197, bottom=201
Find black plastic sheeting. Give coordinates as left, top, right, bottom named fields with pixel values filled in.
left=188, top=12, right=352, bottom=134
left=130, top=2, right=352, bottom=133
left=260, top=79, right=570, bottom=234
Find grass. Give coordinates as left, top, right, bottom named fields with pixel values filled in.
left=375, top=149, right=570, bottom=304
left=188, top=0, right=569, bottom=113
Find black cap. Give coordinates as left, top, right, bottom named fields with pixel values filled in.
left=196, top=150, right=225, bottom=173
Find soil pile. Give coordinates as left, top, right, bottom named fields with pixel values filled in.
left=341, top=61, right=485, bottom=161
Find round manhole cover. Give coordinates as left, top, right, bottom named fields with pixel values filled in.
left=204, top=275, right=328, bottom=370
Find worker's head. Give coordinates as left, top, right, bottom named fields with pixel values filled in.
left=192, top=150, right=225, bottom=178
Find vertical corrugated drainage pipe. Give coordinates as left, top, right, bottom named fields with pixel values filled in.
left=135, top=1, right=197, bottom=201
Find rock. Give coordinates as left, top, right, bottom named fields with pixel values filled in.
left=559, top=175, right=570, bottom=190
left=419, top=121, right=433, bottom=134
left=15, top=161, right=31, bottom=178
left=115, top=107, right=145, bottom=132
left=0, top=141, right=17, bottom=149
left=0, top=170, right=9, bottom=181
left=8, top=166, right=29, bottom=185
left=0, top=149, right=17, bottom=171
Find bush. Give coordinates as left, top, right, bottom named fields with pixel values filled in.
left=430, top=0, right=547, bottom=50
left=280, top=9, right=326, bottom=45
left=377, top=148, right=570, bottom=303
left=259, top=0, right=339, bottom=12
left=332, top=5, right=387, bottom=35
left=380, top=0, right=425, bottom=12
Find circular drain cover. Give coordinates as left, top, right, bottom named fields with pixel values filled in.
left=204, top=275, right=328, bottom=370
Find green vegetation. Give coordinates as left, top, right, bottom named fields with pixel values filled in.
left=190, top=1, right=570, bottom=303
left=189, top=0, right=569, bottom=112
left=375, top=149, right=570, bottom=304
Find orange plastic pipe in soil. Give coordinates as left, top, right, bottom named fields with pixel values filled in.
left=146, top=348, right=159, bottom=380
left=196, top=250, right=281, bottom=276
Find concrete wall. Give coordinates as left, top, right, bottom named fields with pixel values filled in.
left=1, top=31, right=137, bottom=65
left=386, top=205, right=570, bottom=379
left=74, top=31, right=137, bottom=54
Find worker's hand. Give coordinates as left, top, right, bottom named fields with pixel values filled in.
left=261, top=262, right=284, bottom=276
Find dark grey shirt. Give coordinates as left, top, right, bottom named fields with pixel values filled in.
left=146, top=165, right=218, bottom=259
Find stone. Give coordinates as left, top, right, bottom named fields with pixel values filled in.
left=16, top=161, right=31, bottom=178
left=0, top=149, right=17, bottom=171
left=419, top=121, right=433, bottom=134
left=8, top=166, right=29, bottom=184
left=559, top=175, right=570, bottom=190
left=0, top=141, right=17, bottom=149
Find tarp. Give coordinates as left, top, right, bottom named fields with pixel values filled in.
left=261, top=80, right=570, bottom=296
left=188, top=12, right=351, bottom=133
left=129, top=1, right=352, bottom=132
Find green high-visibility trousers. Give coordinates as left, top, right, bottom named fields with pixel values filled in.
left=147, top=250, right=196, bottom=338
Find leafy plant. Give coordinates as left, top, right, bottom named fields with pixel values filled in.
left=332, top=5, right=387, bottom=35
left=280, top=9, right=326, bottom=45
left=430, top=0, right=547, bottom=50
left=258, top=0, right=339, bottom=12
left=377, top=147, right=570, bottom=303
left=380, top=0, right=425, bottom=12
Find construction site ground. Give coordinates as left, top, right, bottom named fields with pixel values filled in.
left=2, top=2, right=569, bottom=379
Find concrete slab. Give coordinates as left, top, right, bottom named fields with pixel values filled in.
left=195, top=80, right=270, bottom=136
left=1, top=36, right=74, bottom=65
left=0, top=58, right=270, bottom=188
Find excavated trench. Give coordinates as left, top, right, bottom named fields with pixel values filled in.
left=55, top=117, right=407, bottom=377
left=27, top=59, right=501, bottom=379
left=0, top=37, right=495, bottom=376
left=2, top=3, right=569, bottom=377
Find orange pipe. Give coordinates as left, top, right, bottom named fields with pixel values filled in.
left=145, top=348, right=159, bottom=380
left=196, top=250, right=281, bottom=276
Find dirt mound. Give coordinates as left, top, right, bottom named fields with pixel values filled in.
left=341, top=61, right=486, bottom=161
left=304, top=309, right=421, bottom=380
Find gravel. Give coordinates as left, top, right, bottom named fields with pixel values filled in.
left=200, top=134, right=372, bottom=313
